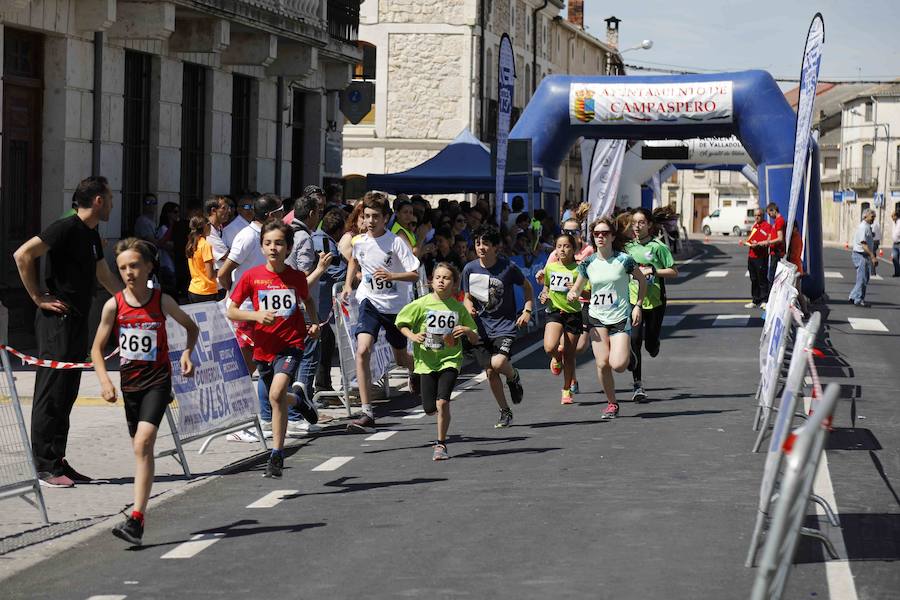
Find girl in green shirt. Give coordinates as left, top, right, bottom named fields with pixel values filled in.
left=624, top=208, right=678, bottom=403
left=395, top=262, right=479, bottom=461
left=539, top=233, right=582, bottom=405
left=568, top=217, right=647, bottom=420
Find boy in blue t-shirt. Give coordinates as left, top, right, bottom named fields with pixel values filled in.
left=461, top=224, right=534, bottom=428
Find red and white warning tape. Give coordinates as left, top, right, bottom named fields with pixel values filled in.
left=0, top=344, right=118, bottom=370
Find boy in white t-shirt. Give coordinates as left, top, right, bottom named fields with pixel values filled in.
left=340, top=192, right=421, bottom=432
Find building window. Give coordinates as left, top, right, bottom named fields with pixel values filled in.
left=864, top=101, right=873, bottom=122
left=231, top=74, right=253, bottom=197
left=180, top=63, right=207, bottom=211
left=862, top=144, right=874, bottom=182
left=122, top=50, right=152, bottom=237
left=354, top=40, right=376, bottom=80
left=290, top=91, right=306, bottom=199
left=510, top=2, right=516, bottom=33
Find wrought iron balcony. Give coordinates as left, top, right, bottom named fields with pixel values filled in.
left=327, top=0, right=360, bottom=43
left=244, top=0, right=325, bottom=23
left=841, top=167, right=879, bottom=189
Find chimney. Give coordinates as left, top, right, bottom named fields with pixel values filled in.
left=568, top=0, right=584, bottom=29
left=604, top=16, right=621, bottom=48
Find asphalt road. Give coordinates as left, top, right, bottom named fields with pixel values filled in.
left=4, top=241, right=899, bottom=600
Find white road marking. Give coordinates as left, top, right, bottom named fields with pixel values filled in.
left=676, top=248, right=708, bottom=266
left=312, top=456, right=354, bottom=471
left=87, top=596, right=127, bottom=600
left=848, top=318, right=889, bottom=332
left=802, top=397, right=860, bottom=600
left=402, top=410, right=427, bottom=420
left=161, top=533, right=225, bottom=559
left=365, top=431, right=398, bottom=441
left=705, top=270, right=728, bottom=278
left=662, top=315, right=686, bottom=327
left=745, top=271, right=750, bottom=277
left=246, top=490, right=298, bottom=509
left=824, top=271, right=844, bottom=279
left=713, top=314, right=750, bottom=327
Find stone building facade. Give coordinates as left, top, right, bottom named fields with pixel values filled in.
left=0, top=0, right=360, bottom=291
left=341, top=0, right=622, bottom=208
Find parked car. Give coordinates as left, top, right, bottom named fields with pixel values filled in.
left=701, top=207, right=756, bottom=236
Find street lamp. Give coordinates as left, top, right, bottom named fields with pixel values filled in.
left=621, top=39, right=653, bottom=53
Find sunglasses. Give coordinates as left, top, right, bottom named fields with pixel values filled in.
left=593, top=230, right=612, bottom=237
left=240, top=204, right=253, bottom=210
left=563, top=229, right=579, bottom=236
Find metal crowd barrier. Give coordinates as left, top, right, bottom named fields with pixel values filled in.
left=750, top=383, right=840, bottom=600
left=0, top=347, right=49, bottom=524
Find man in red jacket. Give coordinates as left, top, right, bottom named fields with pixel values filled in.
left=745, top=208, right=772, bottom=308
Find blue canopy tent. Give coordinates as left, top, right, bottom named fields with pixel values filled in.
left=365, top=129, right=560, bottom=195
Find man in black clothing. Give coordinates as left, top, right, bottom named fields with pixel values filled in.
left=422, top=228, right=464, bottom=278
left=13, top=176, right=123, bottom=488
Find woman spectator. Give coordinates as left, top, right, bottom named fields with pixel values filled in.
left=155, top=201, right=180, bottom=294
left=339, top=201, right=366, bottom=265
left=186, top=216, right=222, bottom=303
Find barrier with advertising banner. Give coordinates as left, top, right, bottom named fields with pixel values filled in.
left=328, top=284, right=397, bottom=416
left=754, top=260, right=799, bottom=441
left=746, top=314, right=839, bottom=567
left=160, top=301, right=265, bottom=477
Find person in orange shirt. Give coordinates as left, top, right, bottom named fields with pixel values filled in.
left=744, top=209, right=772, bottom=308
left=186, top=216, right=223, bottom=303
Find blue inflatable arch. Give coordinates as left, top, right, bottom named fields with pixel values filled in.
left=510, top=70, right=824, bottom=300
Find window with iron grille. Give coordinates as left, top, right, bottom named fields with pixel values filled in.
left=181, top=63, right=207, bottom=211
left=122, top=51, right=152, bottom=237
left=231, top=74, right=253, bottom=196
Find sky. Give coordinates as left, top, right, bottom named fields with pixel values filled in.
left=578, top=0, right=900, bottom=89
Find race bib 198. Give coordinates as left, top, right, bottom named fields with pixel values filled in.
left=365, top=274, right=395, bottom=294
left=120, top=327, right=157, bottom=361
left=591, top=290, right=618, bottom=307
left=257, top=288, right=296, bottom=317
left=549, top=272, right=574, bottom=292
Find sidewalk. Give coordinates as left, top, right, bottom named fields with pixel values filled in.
left=0, top=365, right=355, bottom=582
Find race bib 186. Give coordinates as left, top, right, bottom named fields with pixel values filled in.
left=591, top=290, right=618, bottom=307
left=549, top=272, right=574, bottom=292
left=258, top=288, right=296, bottom=317
left=120, top=327, right=157, bottom=361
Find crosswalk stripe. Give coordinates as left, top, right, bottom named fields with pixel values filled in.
left=848, top=318, right=889, bottom=332
left=86, top=596, right=127, bottom=600
left=161, top=533, right=225, bottom=559
left=713, top=314, right=750, bottom=327
left=365, top=431, right=398, bottom=441
left=312, top=456, right=354, bottom=472
left=246, top=490, right=298, bottom=509
left=662, top=315, right=685, bottom=327
left=402, top=410, right=427, bottom=420
left=705, top=271, right=728, bottom=278
left=824, top=271, right=844, bottom=279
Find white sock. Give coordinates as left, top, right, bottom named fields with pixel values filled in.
left=362, top=404, right=374, bottom=418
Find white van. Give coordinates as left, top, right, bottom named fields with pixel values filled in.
left=701, top=207, right=755, bottom=236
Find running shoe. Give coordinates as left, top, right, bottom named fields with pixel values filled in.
left=760, top=302, right=767, bottom=311
left=61, top=460, right=92, bottom=483
left=264, top=453, right=284, bottom=478
left=494, top=408, right=514, bottom=428
left=287, top=420, right=321, bottom=437
left=570, top=379, right=579, bottom=394
left=601, top=402, right=620, bottom=420
left=432, top=443, right=450, bottom=461
left=507, top=369, right=524, bottom=405
left=632, top=385, right=648, bottom=403
left=550, top=358, right=562, bottom=376
left=111, top=517, right=143, bottom=546
left=744, top=302, right=758, bottom=309
left=38, top=473, right=74, bottom=488
left=348, top=413, right=377, bottom=433
left=561, top=390, right=574, bottom=405
left=290, top=381, right=319, bottom=424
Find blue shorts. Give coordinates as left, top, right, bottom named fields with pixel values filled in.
left=256, top=348, right=303, bottom=391
left=354, top=298, right=406, bottom=349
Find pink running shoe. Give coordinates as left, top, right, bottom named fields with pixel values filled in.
left=601, top=402, right=620, bottom=420
left=560, top=390, right=574, bottom=405
left=550, top=357, right=562, bottom=376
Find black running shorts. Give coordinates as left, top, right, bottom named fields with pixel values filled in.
left=123, top=384, right=173, bottom=436
left=419, top=368, right=459, bottom=414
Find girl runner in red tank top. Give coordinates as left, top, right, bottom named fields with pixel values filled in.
left=91, top=238, right=199, bottom=547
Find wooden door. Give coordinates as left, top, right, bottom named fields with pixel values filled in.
left=1, top=29, right=43, bottom=288
left=692, top=193, right=709, bottom=233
